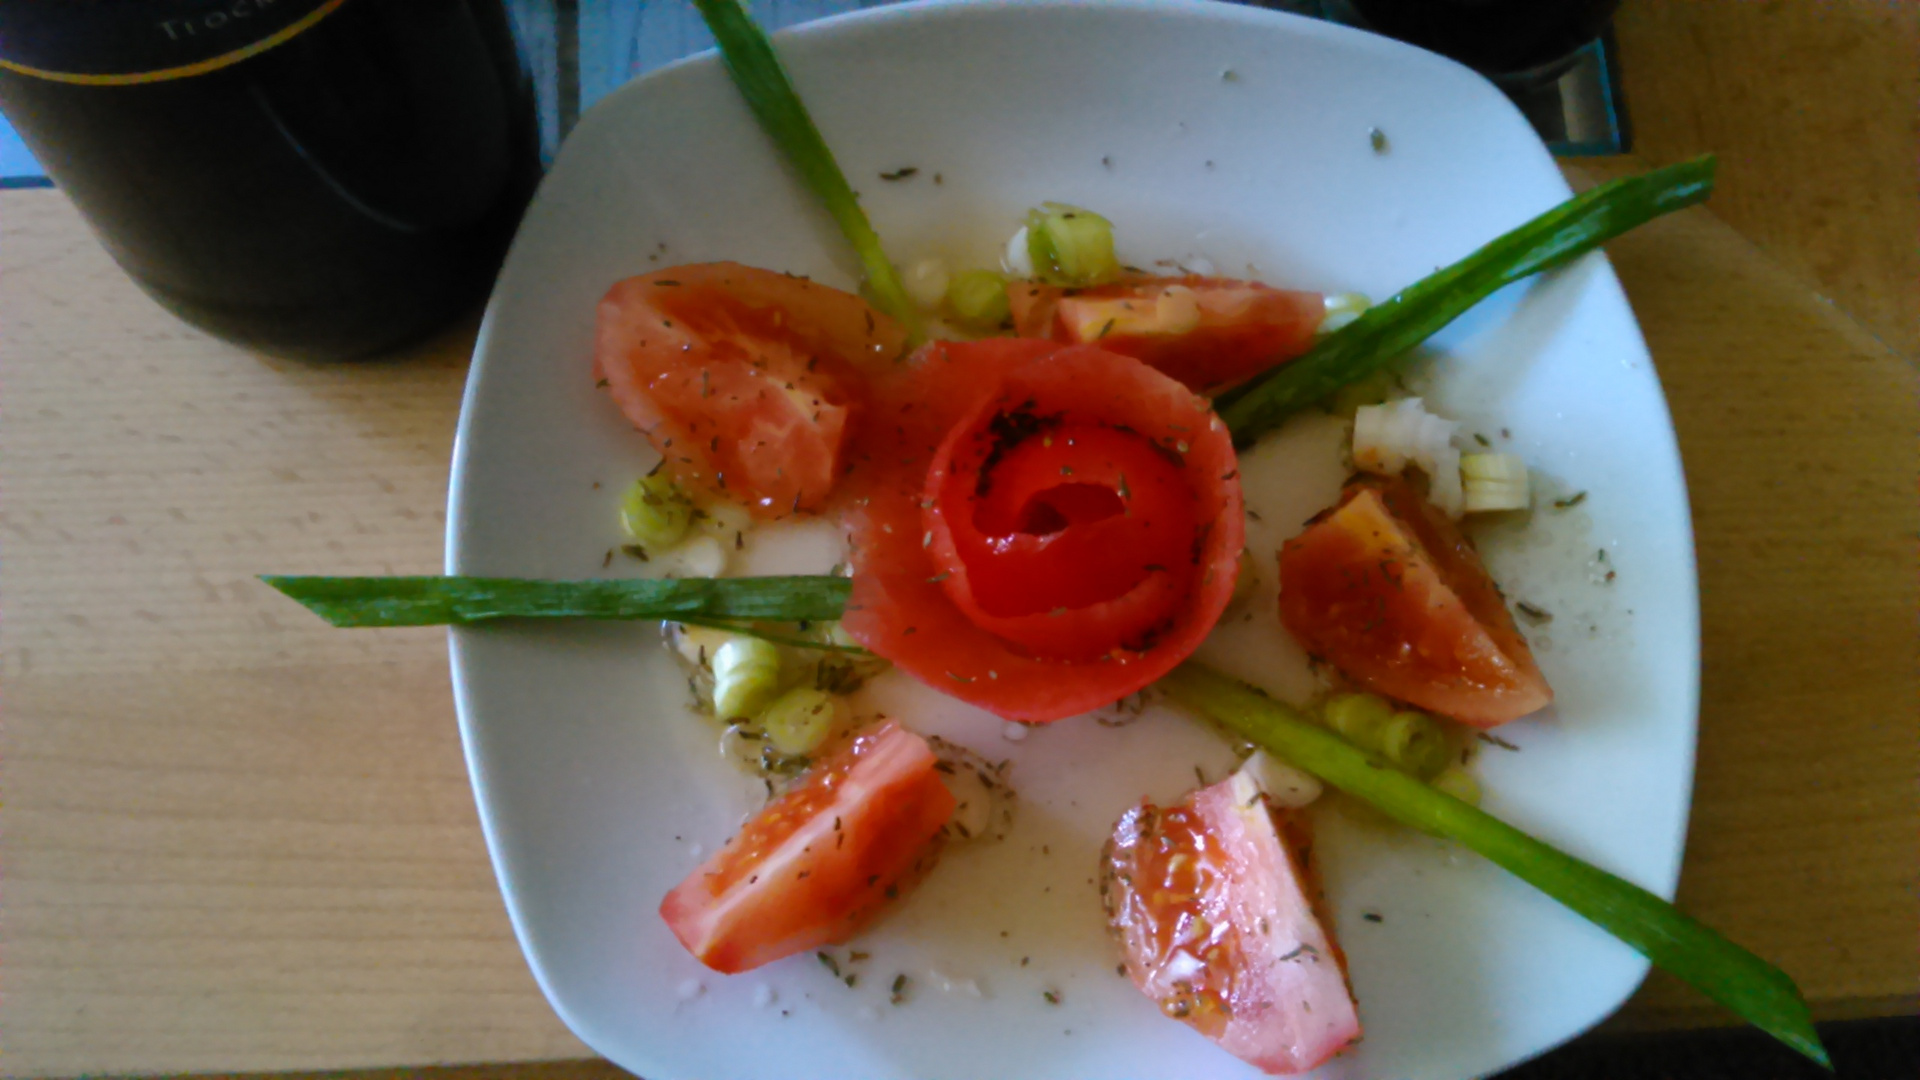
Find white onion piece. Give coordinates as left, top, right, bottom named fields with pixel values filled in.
left=1237, top=749, right=1324, bottom=809
left=1002, top=225, right=1034, bottom=277
left=1352, top=397, right=1464, bottom=518
left=904, top=256, right=950, bottom=310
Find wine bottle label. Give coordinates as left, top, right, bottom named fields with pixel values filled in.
left=0, top=0, right=346, bottom=85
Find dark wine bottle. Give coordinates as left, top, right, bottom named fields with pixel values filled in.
left=1339, top=0, right=1621, bottom=77
left=0, top=0, right=543, bottom=361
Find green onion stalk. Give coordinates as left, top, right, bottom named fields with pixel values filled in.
left=691, top=0, right=921, bottom=340
left=1217, top=156, right=1716, bottom=445
left=261, top=574, right=850, bottom=629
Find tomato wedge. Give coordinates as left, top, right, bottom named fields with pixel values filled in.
left=659, top=722, right=954, bottom=974
left=1102, top=772, right=1361, bottom=1075
left=840, top=340, right=1243, bottom=722
left=1278, top=476, right=1552, bottom=727
left=595, top=262, right=905, bottom=518
left=1008, top=275, right=1325, bottom=393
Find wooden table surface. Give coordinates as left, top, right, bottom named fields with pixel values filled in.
left=3, top=4, right=1915, bottom=1078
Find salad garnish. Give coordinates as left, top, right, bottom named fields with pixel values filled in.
left=260, top=573, right=851, bottom=628
left=838, top=338, right=1244, bottom=721
left=260, top=1, right=1829, bottom=1071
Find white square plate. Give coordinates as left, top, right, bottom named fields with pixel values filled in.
left=446, top=2, right=1699, bottom=1077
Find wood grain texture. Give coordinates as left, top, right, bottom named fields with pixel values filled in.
left=1613, top=0, right=1920, bottom=358
left=1558, top=160, right=1920, bottom=1028
left=0, top=189, right=590, bottom=1076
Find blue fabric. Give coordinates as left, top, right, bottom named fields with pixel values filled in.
left=0, top=110, right=46, bottom=184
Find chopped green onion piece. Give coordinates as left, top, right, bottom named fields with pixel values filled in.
left=1025, top=202, right=1122, bottom=287
left=761, top=686, right=841, bottom=755
left=945, top=268, right=1012, bottom=330
left=1321, top=692, right=1450, bottom=779
left=1322, top=692, right=1394, bottom=747
left=620, top=472, right=694, bottom=549
left=692, top=0, right=920, bottom=338
left=669, top=622, right=730, bottom=672
left=1218, top=156, right=1717, bottom=445
left=1431, top=765, right=1482, bottom=806
left=1158, top=663, right=1829, bottom=1069
left=903, top=257, right=951, bottom=311
left=1461, top=452, right=1531, bottom=513
left=713, top=635, right=783, bottom=719
left=1380, top=710, right=1453, bottom=780
left=260, top=574, right=852, bottom=628
left=1318, top=292, right=1371, bottom=334
left=674, top=614, right=871, bottom=654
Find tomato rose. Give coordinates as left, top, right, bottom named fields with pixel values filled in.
left=594, top=262, right=904, bottom=517
left=1008, top=275, right=1325, bottom=393
left=1278, top=476, right=1552, bottom=727
left=840, top=340, right=1243, bottom=722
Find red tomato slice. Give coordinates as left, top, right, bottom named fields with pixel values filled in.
left=1102, top=774, right=1361, bottom=1075
left=1278, top=476, right=1553, bottom=727
left=659, top=722, right=954, bottom=974
left=930, top=417, right=1198, bottom=659
left=1008, top=275, right=1325, bottom=393
left=595, top=262, right=905, bottom=518
left=839, top=340, right=1244, bottom=723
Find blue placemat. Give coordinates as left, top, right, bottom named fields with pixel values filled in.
left=0, top=110, right=48, bottom=188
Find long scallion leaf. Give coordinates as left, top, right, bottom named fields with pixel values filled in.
left=1216, top=155, right=1717, bottom=445
left=261, top=574, right=850, bottom=628
left=693, top=0, right=921, bottom=336
left=1157, top=663, right=1830, bottom=1069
